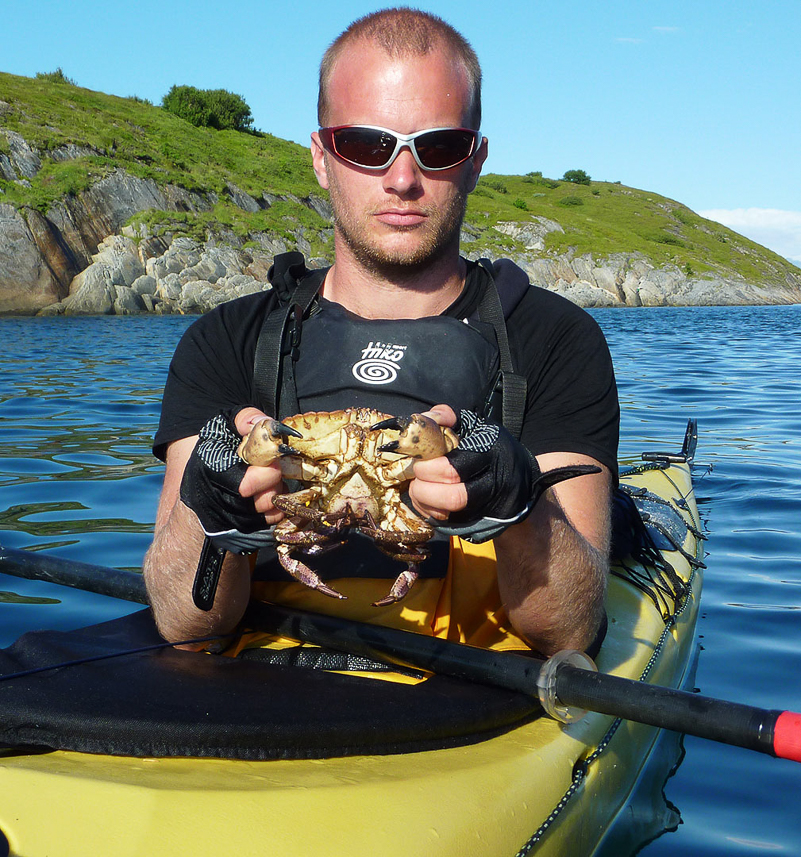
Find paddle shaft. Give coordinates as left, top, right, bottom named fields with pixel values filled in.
left=2, top=546, right=800, bottom=762
left=0, top=545, right=147, bottom=604
left=244, top=601, right=799, bottom=761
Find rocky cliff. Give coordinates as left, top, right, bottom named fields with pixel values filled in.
left=2, top=111, right=800, bottom=314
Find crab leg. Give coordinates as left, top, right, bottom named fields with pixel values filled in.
left=275, top=544, right=347, bottom=600
left=373, top=566, right=421, bottom=608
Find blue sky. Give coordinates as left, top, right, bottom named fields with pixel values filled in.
left=3, top=0, right=800, bottom=263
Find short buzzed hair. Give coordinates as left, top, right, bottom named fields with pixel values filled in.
left=318, top=7, right=482, bottom=128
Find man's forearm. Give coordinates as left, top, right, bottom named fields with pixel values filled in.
left=143, top=498, right=252, bottom=643
left=493, top=492, right=608, bottom=656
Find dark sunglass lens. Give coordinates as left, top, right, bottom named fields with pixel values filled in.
left=415, top=130, right=475, bottom=168
left=333, top=128, right=396, bottom=167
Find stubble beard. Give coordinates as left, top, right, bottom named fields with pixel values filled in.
left=327, top=175, right=470, bottom=282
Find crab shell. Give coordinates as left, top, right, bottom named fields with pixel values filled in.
left=237, top=408, right=458, bottom=606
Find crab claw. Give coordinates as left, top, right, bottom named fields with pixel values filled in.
left=374, top=414, right=458, bottom=460
left=237, top=418, right=304, bottom=465
left=371, top=416, right=404, bottom=433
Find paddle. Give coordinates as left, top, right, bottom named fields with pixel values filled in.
left=1, top=544, right=800, bottom=763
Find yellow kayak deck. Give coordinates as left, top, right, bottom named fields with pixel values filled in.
left=0, top=457, right=703, bottom=857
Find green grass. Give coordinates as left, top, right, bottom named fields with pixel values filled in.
left=0, top=71, right=331, bottom=255
left=467, top=173, right=796, bottom=284
left=1, top=70, right=797, bottom=286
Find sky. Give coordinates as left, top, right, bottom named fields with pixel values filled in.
left=2, top=0, right=800, bottom=264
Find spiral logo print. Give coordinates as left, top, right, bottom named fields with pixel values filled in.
left=352, top=340, right=407, bottom=386
left=352, top=359, right=399, bottom=384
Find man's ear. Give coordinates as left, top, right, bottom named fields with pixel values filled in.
left=467, top=136, right=488, bottom=193
left=310, top=132, right=329, bottom=190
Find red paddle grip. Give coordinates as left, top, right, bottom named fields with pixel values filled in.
left=774, top=711, right=801, bottom=762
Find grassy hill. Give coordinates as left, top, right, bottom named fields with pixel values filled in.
left=0, top=69, right=796, bottom=287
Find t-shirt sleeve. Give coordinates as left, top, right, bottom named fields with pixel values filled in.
left=511, top=291, right=619, bottom=479
left=152, top=292, right=276, bottom=461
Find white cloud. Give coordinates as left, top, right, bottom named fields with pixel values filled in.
left=699, top=208, right=801, bottom=264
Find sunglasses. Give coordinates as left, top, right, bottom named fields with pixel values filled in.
left=318, top=125, right=481, bottom=172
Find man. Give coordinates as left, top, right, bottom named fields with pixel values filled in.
left=144, top=8, right=618, bottom=657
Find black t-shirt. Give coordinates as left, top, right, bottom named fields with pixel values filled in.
left=154, top=259, right=619, bottom=478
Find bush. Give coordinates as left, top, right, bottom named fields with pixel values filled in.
left=513, top=198, right=528, bottom=210
left=562, top=169, right=591, bottom=185
left=36, top=68, right=77, bottom=86
left=481, top=178, right=508, bottom=194
left=162, top=85, right=254, bottom=132
left=558, top=195, right=584, bottom=206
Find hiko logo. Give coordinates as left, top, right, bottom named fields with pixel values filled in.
left=352, top=340, right=407, bottom=385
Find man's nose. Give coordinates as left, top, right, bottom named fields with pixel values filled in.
left=382, top=146, right=423, bottom=194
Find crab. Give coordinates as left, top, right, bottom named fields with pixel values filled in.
left=237, top=408, right=458, bottom=607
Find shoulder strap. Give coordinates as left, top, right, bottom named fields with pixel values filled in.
left=474, top=259, right=528, bottom=440
left=253, top=257, right=327, bottom=419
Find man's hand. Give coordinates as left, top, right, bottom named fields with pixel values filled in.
left=179, top=408, right=287, bottom=553
left=408, top=406, right=600, bottom=544
left=410, top=405, right=535, bottom=525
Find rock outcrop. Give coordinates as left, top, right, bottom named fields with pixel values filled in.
left=38, top=232, right=277, bottom=315
left=512, top=252, right=801, bottom=307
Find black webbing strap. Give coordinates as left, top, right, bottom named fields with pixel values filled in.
left=475, top=259, right=528, bottom=440
left=238, top=644, right=424, bottom=678
left=253, top=269, right=327, bottom=419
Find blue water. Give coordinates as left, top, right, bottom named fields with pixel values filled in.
left=1, top=307, right=800, bottom=854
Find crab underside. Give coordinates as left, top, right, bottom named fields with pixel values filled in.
left=238, top=408, right=458, bottom=606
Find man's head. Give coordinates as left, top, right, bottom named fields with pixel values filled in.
left=318, top=8, right=482, bottom=130
left=312, top=8, right=487, bottom=280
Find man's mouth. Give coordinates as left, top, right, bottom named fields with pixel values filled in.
left=374, top=209, right=428, bottom=227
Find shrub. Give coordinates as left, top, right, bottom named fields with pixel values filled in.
left=513, top=198, right=528, bottom=210
left=558, top=195, right=584, bottom=206
left=562, top=169, right=591, bottom=185
left=481, top=178, right=508, bottom=194
left=36, top=68, right=77, bottom=86
left=162, top=85, right=254, bottom=132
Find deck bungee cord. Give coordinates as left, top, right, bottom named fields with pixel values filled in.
left=0, top=634, right=234, bottom=684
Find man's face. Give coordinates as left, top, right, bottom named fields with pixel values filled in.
left=311, top=40, right=487, bottom=277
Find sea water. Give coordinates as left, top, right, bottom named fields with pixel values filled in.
left=1, top=306, right=800, bottom=855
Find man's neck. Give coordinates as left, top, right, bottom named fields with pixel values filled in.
left=321, top=250, right=466, bottom=319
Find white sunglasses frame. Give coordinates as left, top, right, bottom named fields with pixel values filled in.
left=318, top=125, right=482, bottom=172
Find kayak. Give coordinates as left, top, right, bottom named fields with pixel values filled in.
left=0, top=425, right=705, bottom=857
